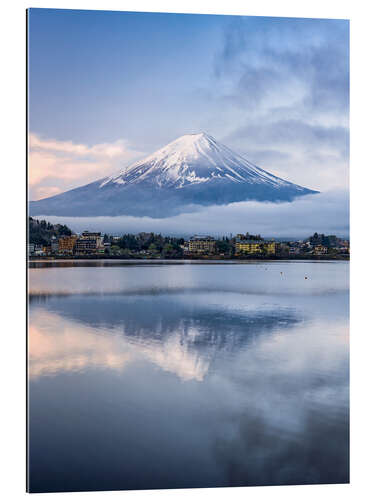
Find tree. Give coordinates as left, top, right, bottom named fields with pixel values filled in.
left=161, top=242, right=183, bottom=258
left=119, top=234, right=139, bottom=251
left=58, top=224, right=72, bottom=236
left=110, top=244, right=121, bottom=255
left=162, top=243, right=175, bottom=257
left=29, top=217, right=74, bottom=245
left=216, top=240, right=231, bottom=254
left=149, top=243, right=158, bottom=254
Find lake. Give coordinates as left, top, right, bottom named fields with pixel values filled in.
left=28, top=260, right=349, bottom=492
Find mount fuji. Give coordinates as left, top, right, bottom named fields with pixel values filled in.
left=29, top=133, right=318, bottom=218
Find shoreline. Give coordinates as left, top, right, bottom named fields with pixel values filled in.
left=28, top=254, right=349, bottom=263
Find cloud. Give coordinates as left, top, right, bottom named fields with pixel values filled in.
left=36, top=190, right=349, bottom=239
left=28, top=316, right=132, bottom=379
left=29, top=307, right=209, bottom=382
left=28, top=133, right=144, bottom=200
left=215, top=17, right=349, bottom=114
left=229, top=120, right=348, bottom=156
left=225, top=119, right=349, bottom=190
left=210, top=17, right=349, bottom=191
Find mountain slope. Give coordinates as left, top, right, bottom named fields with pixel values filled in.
left=29, top=133, right=318, bottom=218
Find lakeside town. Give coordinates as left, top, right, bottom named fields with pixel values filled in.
left=28, top=217, right=350, bottom=260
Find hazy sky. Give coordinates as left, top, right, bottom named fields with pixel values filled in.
left=28, top=9, right=349, bottom=236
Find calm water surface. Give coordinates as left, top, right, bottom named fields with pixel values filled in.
left=28, top=260, right=349, bottom=492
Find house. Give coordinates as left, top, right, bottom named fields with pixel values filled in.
left=51, top=236, right=59, bottom=253
left=28, top=243, right=35, bottom=256
left=235, top=238, right=275, bottom=255
left=313, top=244, right=328, bottom=255
left=34, top=244, right=45, bottom=256
left=188, top=236, right=216, bottom=254
left=263, top=240, right=276, bottom=255
left=75, top=231, right=103, bottom=254
left=289, top=246, right=301, bottom=255
left=58, top=235, right=78, bottom=254
left=236, top=239, right=262, bottom=254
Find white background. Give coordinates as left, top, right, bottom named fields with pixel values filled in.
left=0, top=0, right=374, bottom=499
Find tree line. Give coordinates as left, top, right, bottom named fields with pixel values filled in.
left=106, top=233, right=185, bottom=257
left=29, top=217, right=72, bottom=245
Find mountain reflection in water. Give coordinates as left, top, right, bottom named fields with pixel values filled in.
left=28, top=261, right=349, bottom=492
left=29, top=293, right=300, bottom=381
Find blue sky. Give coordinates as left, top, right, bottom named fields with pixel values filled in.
left=28, top=9, right=225, bottom=148
left=28, top=8, right=349, bottom=235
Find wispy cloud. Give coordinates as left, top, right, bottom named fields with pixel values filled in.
left=28, top=133, right=144, bottom=200
left=225, top=119, right=349, bottom=190
left=211, top=17, right=349, bottom=191
left=215, top=17, right=349, bottom=116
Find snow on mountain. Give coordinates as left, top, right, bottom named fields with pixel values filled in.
left=100, top=132, right=297, bottom=190
left=29, top=132, right=318, bottom=218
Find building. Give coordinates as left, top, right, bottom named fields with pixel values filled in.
left=263, top=241, right=276, bottom=255
left=51, top=236, right=59, bottom=253
left=235, top=238, right=276, bottom=255
left=75, top=231, right=103, bottom=255
left=58, top=235, right=78, bottom=254
left=80, top=231, right=101, bottom=241
left=289, top=246, right=301, bottom=255
left=188, top=236, right=216, bottom=254
left=34, top=244, right=45, bottom=256
left=28, top=243, right=35, bottom=256
left=337, top=239, right=350, bottom=253
left=80, top=231, right=102, bottom=246
left=236, top=239, right=262, bottom=254
left=75, top=237, right=97, bottom=254
left=313, top=244, right=328, bottom=255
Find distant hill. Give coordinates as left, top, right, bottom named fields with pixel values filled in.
left=28, top=217, right=73, bottom=245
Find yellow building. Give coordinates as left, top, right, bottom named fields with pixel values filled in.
left=263, top=241, right=276, bottom=255
left=235, top=240, right=262, bottom=254
left=58, top=235, right=78, bottom=254
left=188, top=236, right=216, bottom=254
left=313, top=244, right=327, bottom=255
left=235, top=239, right=276, bottom=255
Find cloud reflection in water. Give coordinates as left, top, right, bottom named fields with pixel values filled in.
left=29, top=292, right=301, bottom=382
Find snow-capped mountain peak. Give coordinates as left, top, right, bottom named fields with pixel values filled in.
left=30, top=132, right=318, bottom=218
left=100, top=132, right=294, bottom=190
